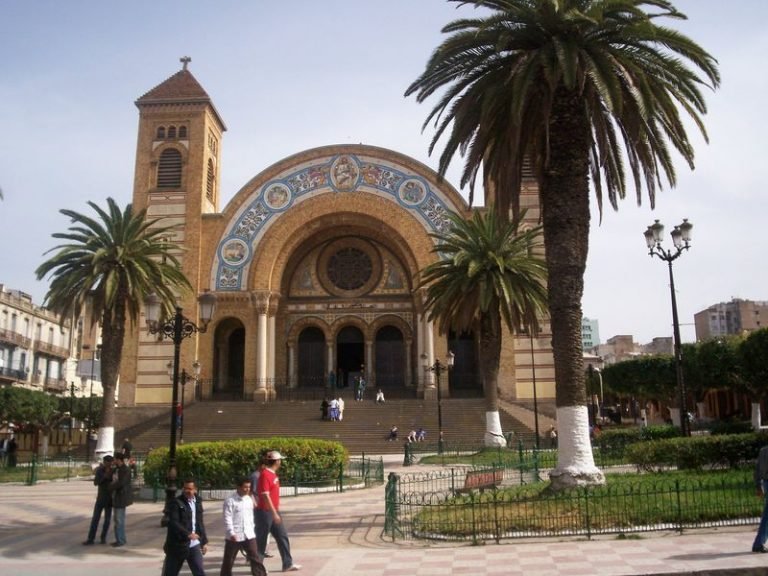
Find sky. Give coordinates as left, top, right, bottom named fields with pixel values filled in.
left=1, top=0, right=766, bottom=345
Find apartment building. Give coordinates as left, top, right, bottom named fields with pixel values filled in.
left=694, top=298, right=768, bottom=341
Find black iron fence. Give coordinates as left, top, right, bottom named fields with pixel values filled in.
left=384, top=468, right=760, bottom=542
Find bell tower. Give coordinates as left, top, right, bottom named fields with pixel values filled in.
left=120, top=58, right=226, bottom=406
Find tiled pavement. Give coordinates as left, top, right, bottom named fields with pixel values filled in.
left=1, top=457, right=767, bottom=575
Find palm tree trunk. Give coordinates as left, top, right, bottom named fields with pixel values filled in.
left=479, top=309, right=505, bottom=446
left=541, top=88, right=603, bottom=489
left=94, top=299, right=127, bottom=458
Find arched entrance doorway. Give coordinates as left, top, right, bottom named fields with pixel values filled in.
left=448, top=330, right=481, bottom=397
left=375, top=325, right=405, bottom=387
left=297, top=326, right=325, bottom=387
left=212, top=318, right=245, bottom=399
left=336, top=325, right=364, bottom=388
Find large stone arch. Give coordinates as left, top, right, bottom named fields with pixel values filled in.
left=286, top=316, right=332, bottom=342
left=330, top=315, right=372, bottom=341
left=207, top=144, right=469, bottom=292
left=371, top=314, right=413, bottom=341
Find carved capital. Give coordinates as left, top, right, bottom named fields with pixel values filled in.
left=252, top=290, right=270, bottom=315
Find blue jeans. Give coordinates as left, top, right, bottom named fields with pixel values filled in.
left=754, top=480, right=768, bottom=551
left=87, top=501, right=112, bottom=543
left=255, top=509, right=294, bottom=570
left=113, top=507, right=127, bottom=545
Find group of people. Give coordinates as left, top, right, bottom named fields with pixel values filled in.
left=407, top=428, right=427, bottom=443
left=83, top=445, right=301, bottom=575
left=82, top=449, right=133, bottom=547
left=321, top=397, right=345, bottom=421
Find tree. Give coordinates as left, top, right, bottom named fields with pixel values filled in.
left=36, top=198, right=191, bottom=457
left=0, top=386, right=65, bottom=457
left=740, top=328, right=768, bottom=429
left=418, top=207, right=548, bottom=446
left=406, top=0, right=718, bottom=489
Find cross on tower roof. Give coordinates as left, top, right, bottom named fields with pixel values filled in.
left=180, top=56, right=191, bottom=70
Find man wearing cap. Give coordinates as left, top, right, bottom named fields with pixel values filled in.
left=82, top=454, right=114, bottom=545
left=255, top=451, right=301, bottom=572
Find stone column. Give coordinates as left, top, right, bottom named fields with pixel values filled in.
left=287, top=343, right=295, bottom=387
left=267, top=295, right=279, bottom=397
left=253, top=291, right=270, bottom=402
left=365, top=340, right=373, bottom=385
left=425, top=317, right=435, bottom=387
left=416, top=313, right=424, bottom=391
left=404, top=337, right=412, bottom=390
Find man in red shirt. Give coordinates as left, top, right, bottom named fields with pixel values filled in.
left=255, top=451, right=301, bottom=572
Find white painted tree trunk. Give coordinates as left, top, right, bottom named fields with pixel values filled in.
left=95, top=426, right=115, bottom=458
left=549, top=406, right=604, bottom=490
left=41, top=434, right=49, bottom=459
left=753, top=403, right=762, bottom=431
left=484, top=411, right=506, bottom=447
left=696, top=401, right=707, bottom=420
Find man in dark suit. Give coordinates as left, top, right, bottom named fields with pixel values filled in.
left=163, top=478, right=209, bottom=576
left=82, top=454, right=114, bottom=545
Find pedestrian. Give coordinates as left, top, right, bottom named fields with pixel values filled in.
left=120, top=438, right=133, bottom=459
left=356, top=376, right=366, bottom=402
left=109, top=452, right=133, bottom=547
left=255, top=451, right=301, bottom=572
left=328, top=397, right=339, bottom=421
left=220, top=477, right=265, bottom=576
left=83, top=454, right=114, bottom=545
left=7, top=436, right=17, bottom=467
left=753, top=444, right=768, bottom=553
left=337, top=396, right=345, bottom=421
left=250, top=459, right=273, bottom=559
left=0, top=435, right=8, bottom=466
left=162, top=478, right=208, bottom=576
left=387, top=426, right=398, bottom=441
left=375, top=389, right=385, bottom=403
left=548, top=425, right=558, bottom=449
left=320, top=398, right=329, bottom=421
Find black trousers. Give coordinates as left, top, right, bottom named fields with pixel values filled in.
left=162, top=545, right=206, bottom=576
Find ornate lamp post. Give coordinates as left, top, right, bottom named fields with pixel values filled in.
left=644, top=219, right=693, bottom=436
left=421, top=351, right=454, bottom=453
left=144, top=291, right=216, bottom=524
left=69, top=381, right=76, bottom=450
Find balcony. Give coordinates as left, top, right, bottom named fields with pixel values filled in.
left=44, top=377, right=67, bottom=393
left=0, top=328, right=31, bottom=349
left=0, top=366, right=27, bottom=382
left=33, top=340, right=70, bottom=359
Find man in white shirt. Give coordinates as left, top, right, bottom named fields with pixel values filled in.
left=219, top=477, right=265, bottom=576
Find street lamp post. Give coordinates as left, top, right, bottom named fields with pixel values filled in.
left=144, top=291, right=216, bottom=525
left=644, top=219, right=693, bottom=437
left=69, top=381, right=75, bottom=450
left=529, top=331, right=540, bottom=450
left=83, top=344, right=101, bottom=461
left=421, top=351, right=454, bottom=453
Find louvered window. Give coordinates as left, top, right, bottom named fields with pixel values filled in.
left=157, top=149, right=182, bottom=188
left=168, top=126, right=177, bottom=138
left=206, top=159, right=215, bottom=202
left=156, top=126, right=166, bottom=139
left=178, top=126, right=187, bottom=138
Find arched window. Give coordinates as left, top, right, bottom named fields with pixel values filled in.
left=157, top=149, right=183, bottom=188
left=156, top=126, right=166, bottom=139
left=178, top=126, right=187, bottom=138
left=206, top=158, right=215, bottom=202
left=168, top=126, right=177, bottom=139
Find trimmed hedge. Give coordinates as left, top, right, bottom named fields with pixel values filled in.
left=626, top=432, right=768, bottom=471
left=143, top=437, right=347, bottom=488
left=593, top=425, right=680, bottom=461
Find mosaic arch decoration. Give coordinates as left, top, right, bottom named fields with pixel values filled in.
left=213, top=152, right=458, bottom=291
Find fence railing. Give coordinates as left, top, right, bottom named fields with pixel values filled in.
left=384, top=468, right=760, bottom=542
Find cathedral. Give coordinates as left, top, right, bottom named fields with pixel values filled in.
left=117, top=63, right=555, bottom=409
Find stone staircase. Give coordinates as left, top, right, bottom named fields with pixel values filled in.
left=118, top=397, right=532, bottom=455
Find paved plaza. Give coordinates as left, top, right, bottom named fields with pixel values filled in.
left=1, top=457, right=767, bottom=576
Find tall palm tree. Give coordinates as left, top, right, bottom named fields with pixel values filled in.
left=406, top=0, right=719, bottom=488
left=36, top=198, right=191, bottom=457
left=419, top=208, right=548, bottom=446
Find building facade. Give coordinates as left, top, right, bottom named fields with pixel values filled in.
left=581, top=317, right=600, bottom=352
left=694, top=298, right=768, bottom=341
left=117, top=65, right=556, bottom=408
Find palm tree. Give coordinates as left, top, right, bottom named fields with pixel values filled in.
left=418, top=208, right=548, bottom=446
left=36, top=198, right=191, bottom=457
left=406, top=0, right=719, bottom=489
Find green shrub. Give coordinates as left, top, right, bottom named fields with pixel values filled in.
left=143, top=437, right=347, bottom=488
left=705, top=420, right=753, bottom=436
left=626, top=432, right=768, bottom=471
